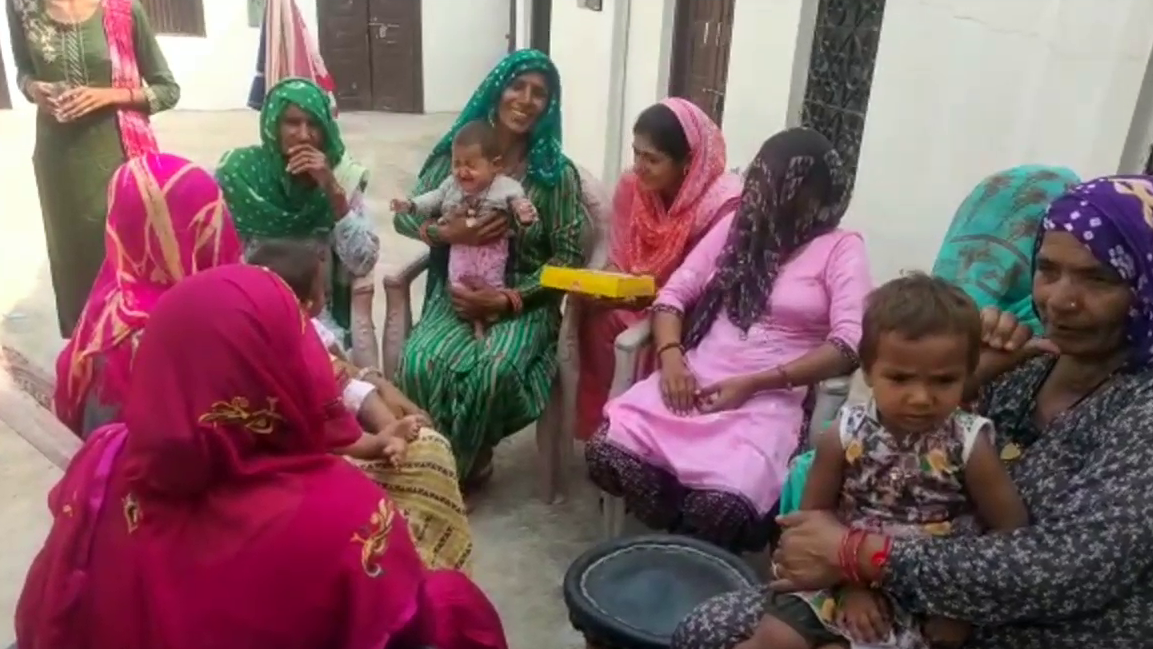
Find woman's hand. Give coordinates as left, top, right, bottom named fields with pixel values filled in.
left=696, top=375, right=756, bottom=413
left=55, top=86, right=125, bottom=121
left=769, top=510, right=848, bottom=591
left=24, top=80, right=57, bottom=114
left=978, top=307, right=1059, bottom=377
left=437, top=211, right=509, bottom=246
left=286, top=144, right=337, bottom=190
left=449, top=282, right=509, bottom=320
left=659, top=350, right=698, bottom=415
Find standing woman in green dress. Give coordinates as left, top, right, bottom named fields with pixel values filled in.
left=6, top=0, right=179, bottom=336
left=393, top=49, right=586, bottom=484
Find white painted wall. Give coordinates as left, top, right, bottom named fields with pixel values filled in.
left=547, top=0, right=616, bottom=178
left=549, top=0, right=1153, bottom=285
left=420, top=0, right=511, bottom=113
left=1, top=0, right=509, bottom=114
left=848, top=0, right=1153, bottom=281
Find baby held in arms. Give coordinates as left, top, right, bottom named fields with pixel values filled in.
left=390, top=119, right=537, bottom=338
left=744, top=273, right=1029, bottom=649
left=248, top=238, right=420, bottom=464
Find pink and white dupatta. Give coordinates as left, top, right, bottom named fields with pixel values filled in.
left=262, top=0, right=337, bottom=112
left=102, top=0, right=158, bottom=158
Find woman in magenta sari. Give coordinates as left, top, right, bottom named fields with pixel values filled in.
left=575, top=97, right=742, bottom=440
left=586, top=129, right=871, bottom=551
left=17, top=265, right=507, bottom=649
left=52, top=153, right=243, bottom=437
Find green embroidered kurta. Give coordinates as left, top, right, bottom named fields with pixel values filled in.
left=5, top=0, right=179, bottom=335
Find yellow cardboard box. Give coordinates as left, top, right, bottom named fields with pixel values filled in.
left=541, top=266, right=656, bottom=299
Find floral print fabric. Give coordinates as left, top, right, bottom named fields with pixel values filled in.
left=788, top=402, right=988, bottom=648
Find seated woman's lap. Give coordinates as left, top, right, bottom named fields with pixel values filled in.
left=669, top=586, right=770, bottom=649
left=395, top=292, right=561, bottom=472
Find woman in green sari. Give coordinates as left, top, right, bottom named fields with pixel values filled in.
left=393, top=49, right=587, bottom=483
left=932, top=165, right=1080, bottom=335
left=216, top=78, right=379, bottom=348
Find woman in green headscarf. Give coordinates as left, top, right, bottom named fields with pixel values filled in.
left=216, top=77, right=379, bottom=348
left=932, top=164, right=1080, bottom=335
left=393, top=50, right=587, bottom=484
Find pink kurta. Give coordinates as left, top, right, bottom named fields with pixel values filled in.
left=601, top=215, right=870, bottom=514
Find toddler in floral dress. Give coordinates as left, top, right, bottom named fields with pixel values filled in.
left=745, top=273, right=1029, bottom=649
left=390, top=119, right=537, bottom=338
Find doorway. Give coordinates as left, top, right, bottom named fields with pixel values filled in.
left=668, top=0, right=734, bottom=124
left=0, top=48, right=11, bottom=109
left=529, top=0, right=551, bottom=54
left=318, top=0, right=423, bottom=113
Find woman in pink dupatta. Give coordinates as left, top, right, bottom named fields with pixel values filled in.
left=575, top=98, right=742, bottom=440
left=586, top=129, right=871, bottom=552
left=17, top=265, right=507, bottom=649
left=7, top=0, right=178, bottom=336
left=52, top=153, right=243, bottom=438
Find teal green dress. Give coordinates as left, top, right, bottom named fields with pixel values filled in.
left=392, top=50, right=587, bottom=477
left=931, top=165, right=1080, bottom=336
left=780, top=165, right=1080, bottom=516
left=6, top=0, right=179, bottom=336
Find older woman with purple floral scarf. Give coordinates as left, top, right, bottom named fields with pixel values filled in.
left=672, top=175, right=1153, bottom=649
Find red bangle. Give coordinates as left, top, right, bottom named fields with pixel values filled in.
left=839, top=529, right=870, bottom=584
left=501, top=289, right=523, bottom=314
left=865, top=534, right=893, bottom=586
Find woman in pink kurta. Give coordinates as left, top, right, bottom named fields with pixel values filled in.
left=575, top=98, right=742, bottom=440
left=586, top=128, right=871, bottom=551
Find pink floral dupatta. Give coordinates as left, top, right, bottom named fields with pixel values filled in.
left=609, top=97, right=742, bottom=284
left=104, top=0, right=158, bottom=158
left=52, top=154, right=243, bottom=435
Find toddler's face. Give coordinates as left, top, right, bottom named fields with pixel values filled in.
left=865, top=331, right=971, bottom=434
left=451, top=143, right=499, bottom=195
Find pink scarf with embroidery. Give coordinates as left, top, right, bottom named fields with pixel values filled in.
left=610, top=97, right=742, bottom=284
left=103, top=0, right=157, bottom=158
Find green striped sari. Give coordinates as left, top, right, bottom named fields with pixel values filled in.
left=392, top=50, right=586, bottom=476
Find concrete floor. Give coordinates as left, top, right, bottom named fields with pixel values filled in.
left=0, top=109, right=599, bottom=647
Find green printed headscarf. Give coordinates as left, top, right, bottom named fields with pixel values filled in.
left=216, top=78, right=346, bottom=238
left=932, top=165, right=1080, bottom=335
left=420, top=49, right=567, bottom=188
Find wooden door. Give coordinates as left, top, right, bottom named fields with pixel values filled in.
left=530, top=0, right=551, bottom=54
left=668, top=0, right=734, bottom=124
left=318, top=0, right=374, bottom=111
left=366, top=0, right=423, bottom=113
left=0, top=48, right=11, bottom=109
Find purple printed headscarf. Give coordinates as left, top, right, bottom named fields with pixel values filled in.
left=1038, top=174, right=1153, bottom=369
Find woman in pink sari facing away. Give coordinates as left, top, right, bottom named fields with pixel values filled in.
left=575, top=98, right=742, bottom=440
left=586, top=128, right=871, bottom=551
left=52, top=153, right=243, bottom=438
